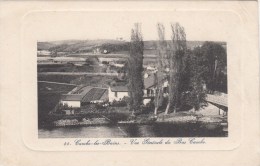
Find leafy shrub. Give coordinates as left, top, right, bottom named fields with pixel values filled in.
left=110, top=96, right=129, bottom=107
left=141, top=100, right=155, bottom=114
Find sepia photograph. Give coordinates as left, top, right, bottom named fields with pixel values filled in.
left=1, top=1, right=260, bottom=166
left=37, top=22, right=228, bottom=138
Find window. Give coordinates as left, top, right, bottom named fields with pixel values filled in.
left=163, top=87, right=167, bottom=93
left=115, top=92, right=118, bottom=97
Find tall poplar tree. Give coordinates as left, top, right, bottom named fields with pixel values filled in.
left=154, top=23, right=168, bottom=115
left=165, top=23, right=187, bottom=114
left=128, top=23, right=144, bottom=114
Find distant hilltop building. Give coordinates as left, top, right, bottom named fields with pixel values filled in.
left=93, top=48, right=101, bottom=54
left=93, top=48, right=110, bottom=54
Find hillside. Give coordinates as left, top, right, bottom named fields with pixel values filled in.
left=37, top=39, right=226, bottom=54
left=37, top=42, right=56, bottom=50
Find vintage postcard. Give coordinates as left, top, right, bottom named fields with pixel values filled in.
left=0, top=1, right=259, bottom=166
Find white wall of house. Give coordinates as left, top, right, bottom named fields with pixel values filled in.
left=61, top=100, right=81, bottom=108
left=143, top=99, right=151, bottom=105
left=90, top=100, right=105, bottom=103
left=163, top=80, right=168, bottom=87
left=143, top=89, right=147, bottom=95
left=108, top=87, right=128, bottom=102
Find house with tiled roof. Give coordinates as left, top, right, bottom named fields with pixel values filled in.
left=143, top=71, right=168, bottom=104
left=60, top=86, right=108, bottom=108
left=108, top=71, right=168, bottom=104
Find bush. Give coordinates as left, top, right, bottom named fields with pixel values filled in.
left=110, top=96, right=129, bottom=107
left=141, top=100, right=155, bottom=114
left=111, top=99, right=127, bottom=107
left=95, top=102, right=109, bottom=110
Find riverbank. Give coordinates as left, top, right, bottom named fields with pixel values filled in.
left=49, top=111, right=227, bottom=128
left=156, top=111, right=227, bottom=124
left=53, top=118, right=110, bottom=127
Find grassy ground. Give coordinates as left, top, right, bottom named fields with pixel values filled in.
left=38, top=64, right=95, bottom=72
left=38, top=75, right=80, bottom=83
left=37, top=74, right=119, bottom=86
left=38, top=82, right=76, bottom=127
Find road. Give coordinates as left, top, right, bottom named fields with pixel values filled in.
left=38, top=53, right=157, bottom=59
left=38, top=72, right=118, bottom=76
left=38, top=81, right=77, bottom=86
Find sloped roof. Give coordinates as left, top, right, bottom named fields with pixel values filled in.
left=61, top=94, right=82, bottom=101
left=81, top=88, right=107, bottom=102
left=61, top=86, right=107, bottom=102
left=109, top=72, right=167, bottom=92
left=144, top=71, right=166, bottom=89
left=110, top=86, right=128, bottom=92
left=144, top=76, right=155, bottom=89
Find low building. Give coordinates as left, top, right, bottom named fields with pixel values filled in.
left=93, top=48, right=101, bottom=54
left=108, top=86, right=128, bottom=102
left=60, top=86, right=108, bottom=108
left=60, top=94, right=82, bottom=108
left=143, top=72, right=168, bottom=105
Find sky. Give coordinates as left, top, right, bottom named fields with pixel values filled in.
left=24, top=10, right=239, bottom=42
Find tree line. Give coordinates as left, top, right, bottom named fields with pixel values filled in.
left=127, top=23, right=227, bottom=115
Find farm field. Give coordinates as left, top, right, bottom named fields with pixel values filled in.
left=38, top=57, right=106, bottom=73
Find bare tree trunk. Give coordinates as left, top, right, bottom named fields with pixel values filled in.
left=165, top=102, right=170, bottom=115
left=154, top=88, right=161, bottom=115
left=153, top=74, right=159, bottom=115
left=165, top=51, right=174, bottom=114
left=154, top=94, right=158, bottom=115
left=154, top=107, right=158, bottom=115
left=173, top=104, right=177, bottom=113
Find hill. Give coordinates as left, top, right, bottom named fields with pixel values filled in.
left=37, top=42, right=56, bottom=50
left=37, top=39, right=225, bottom=54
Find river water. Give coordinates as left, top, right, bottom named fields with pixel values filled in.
left=38, top=123, right=227, bottom=138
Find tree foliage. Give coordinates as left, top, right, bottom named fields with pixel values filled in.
left=165, top=23, right=187, bottom=114
left=193, top=42, right=227, bottom=93
left=126, top=23, right=227, bottom=114
left=180, top=42, right=227, bottom=111
left=182, top=50, right=207, bottom=111
left=154, top=23, right=167, bottom=115
left=127, top=23, right=144, bottom=113
left=161, top=24, right=227, bottom=113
